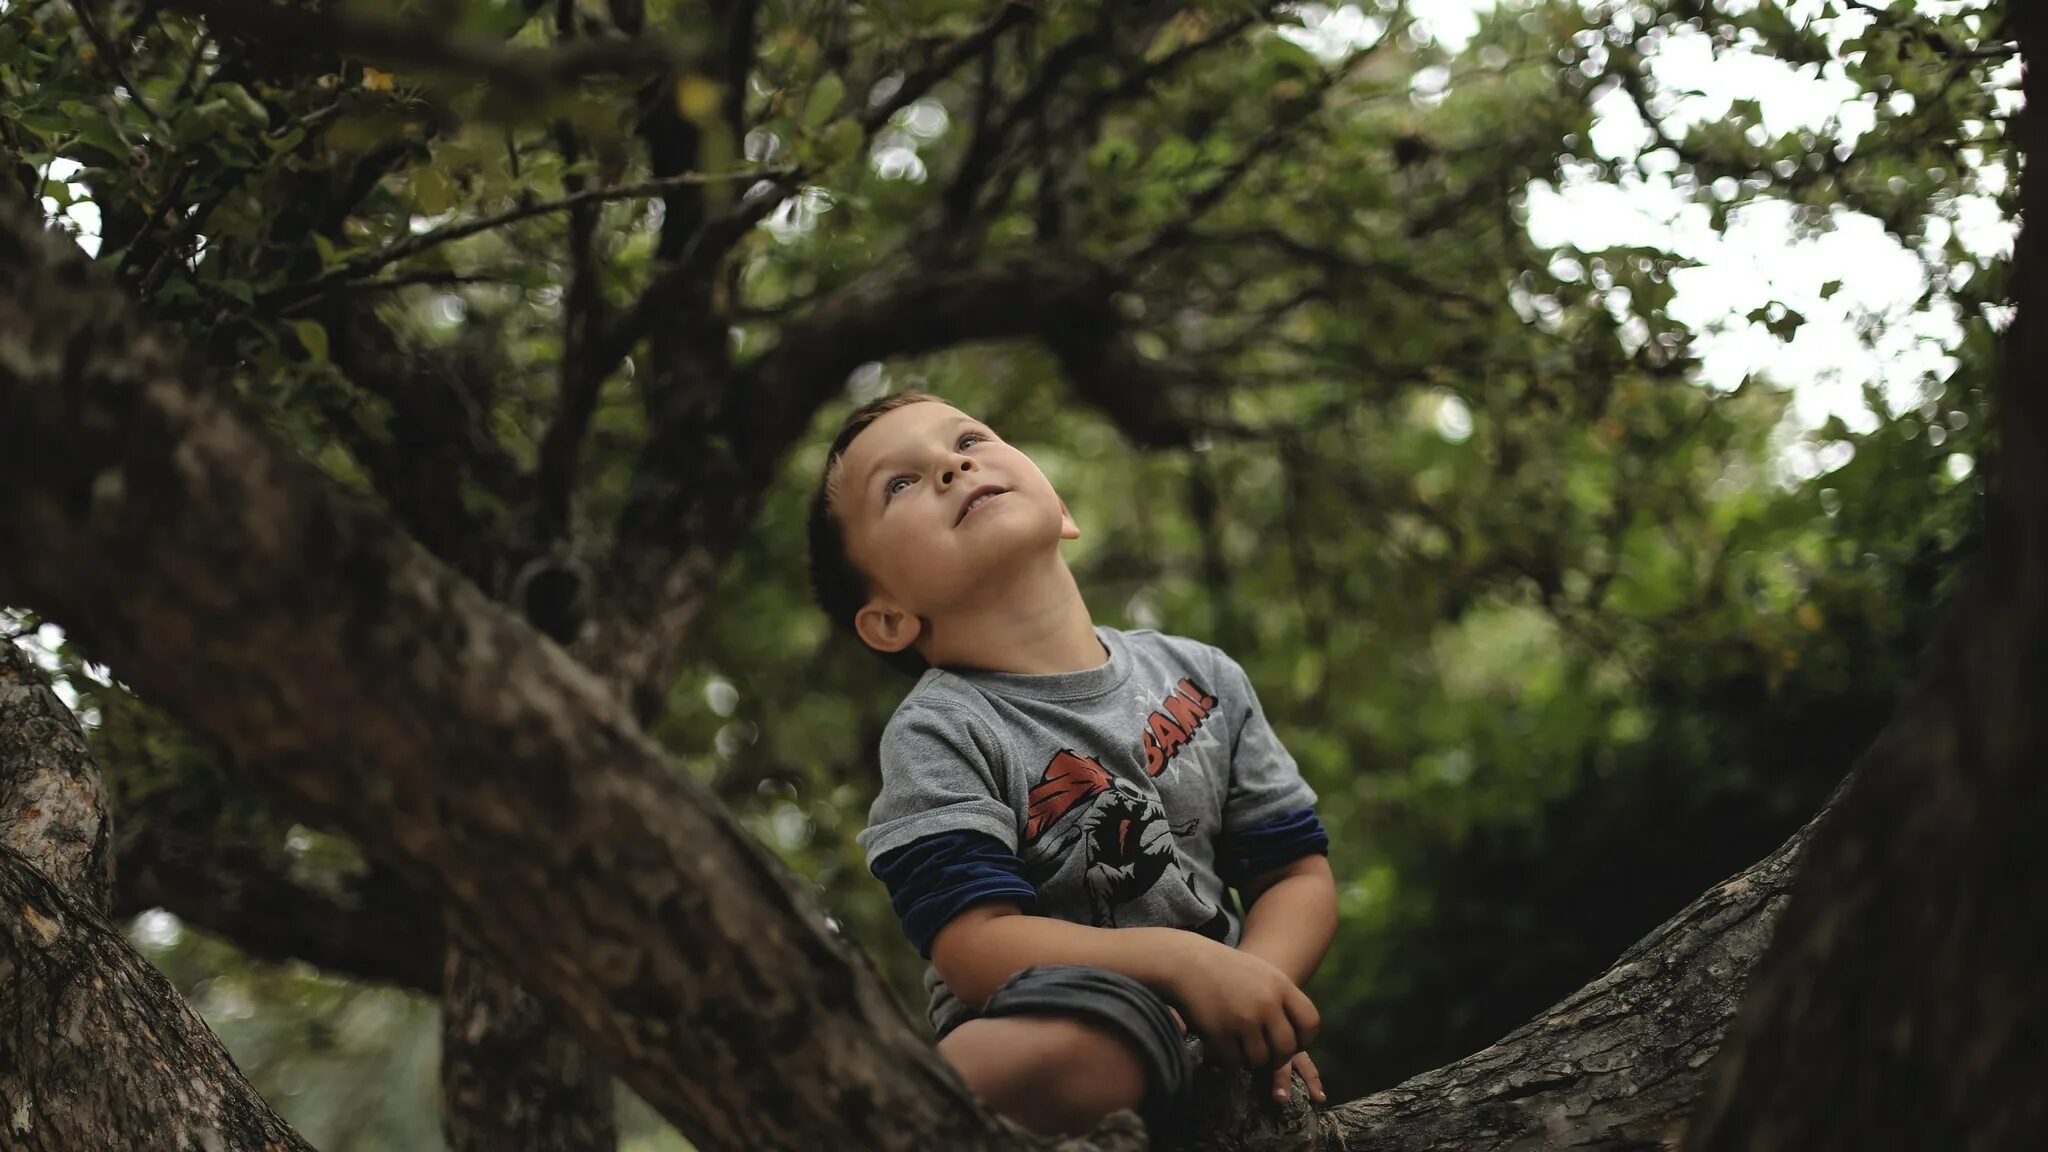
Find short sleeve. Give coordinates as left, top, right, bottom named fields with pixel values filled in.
left=857, top=698, right=1019, bottom=866
left=1217, top=654, right=1319, bottom=833
left=871, top=831, right=1038, bottom=957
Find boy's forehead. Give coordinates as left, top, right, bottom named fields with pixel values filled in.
left=837, top=401, right=974, bottom=480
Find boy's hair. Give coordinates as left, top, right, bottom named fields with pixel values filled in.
left=807, top=391, right=946, bottom=676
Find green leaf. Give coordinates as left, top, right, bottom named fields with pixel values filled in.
left=311, top=233, right=343, bottom=271
left=215, top=82, right=270, bottom=127
left=290, top=319, right=330, bottom=364
left=804, top=72, right=846, bottom=131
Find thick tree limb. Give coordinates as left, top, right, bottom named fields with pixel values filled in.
left=0, top=845, right=317, bottom=1152
left=0, top=204, right=1027, bottom=1152
left=584, top=251, right=1200, bottom=717
left=440, top=948, right=616, bottom=1151
left=1311, top=801, right=1814, bottom=1151
left=1, top=633, right=311, bottom=1150
left=112, top=795, right=444, bottom=992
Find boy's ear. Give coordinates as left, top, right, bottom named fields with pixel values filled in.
left=855, top=597, right=923, bottom=654
left=1058, top=499, right=1080, bottom=541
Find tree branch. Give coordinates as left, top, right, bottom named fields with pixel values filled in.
left=172, top=0, right=685, bottom=95
left=73, top=1, right=165, bottom=126
left=2, top=637, right=312, bottom=1150
left=859, top=2, right=1036, bottom=135
left=1310, top=799, right=1817, bottom=1150
left=0, top=844, right=317, bottom=1151
left=264, top=168, right=791, bottom=307
left=0, top=200, right=1024, bottom=1152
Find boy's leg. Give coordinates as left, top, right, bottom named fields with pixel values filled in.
left=935, top=965, right=1194, bottom=1141
left=938, top=1014, right=1147, bottom=1137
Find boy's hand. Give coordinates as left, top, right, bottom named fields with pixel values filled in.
left=1160, top=936, right=1320, bottom=1069
left=1273, top=1050, right=1326, bottom=1105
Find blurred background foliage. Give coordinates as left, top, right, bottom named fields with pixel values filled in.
left=2, top=0, right=2016, bottom=1145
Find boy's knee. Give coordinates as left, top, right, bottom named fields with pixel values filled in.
left=940, top=1016, right=1147, bottom=1133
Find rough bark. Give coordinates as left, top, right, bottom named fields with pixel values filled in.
left=1311, top=808, right=1810, bottom=1152
left=0, top=637, right=312, bottom=1150
left=1682, top=17, right=2048, bottom=1151
left=0, top=845, right=316, bottom=1152
left=0, top=644, right=112, bottom=910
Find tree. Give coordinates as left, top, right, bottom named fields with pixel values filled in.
left=0, top=0, right=2031, bottom=1149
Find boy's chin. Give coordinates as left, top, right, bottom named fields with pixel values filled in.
left=949, top=524, right=1064, bottom=578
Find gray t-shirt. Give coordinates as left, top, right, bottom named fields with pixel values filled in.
left=858, top=626, right=1319, bottom=1034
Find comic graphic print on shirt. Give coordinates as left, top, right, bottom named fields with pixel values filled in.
left=1020, top=677, right=1231, bottom=939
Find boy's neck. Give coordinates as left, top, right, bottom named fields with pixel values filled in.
left=921, top=554, right=1104, bottom=676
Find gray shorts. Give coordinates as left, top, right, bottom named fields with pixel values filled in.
left=938, top=964, right=1196, bottom=1142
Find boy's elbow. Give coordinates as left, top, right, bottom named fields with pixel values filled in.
left=930, top=901, right=1026, bottom=1008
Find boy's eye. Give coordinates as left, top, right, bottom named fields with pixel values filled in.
left=958, top=432, right=985, bottom=449
left=883, top=476, right=914, bottom=499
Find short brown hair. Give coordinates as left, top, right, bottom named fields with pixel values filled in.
left=807, top=391, right=945, bottom=675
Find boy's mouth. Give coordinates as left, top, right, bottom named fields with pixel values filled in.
left=956, top=485, right=1008, bottom=525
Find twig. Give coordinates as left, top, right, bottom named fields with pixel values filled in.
left=74, top=2, right=166, bottom=125
left=176, top=32, right=213, bottom=102
left=262, top=168, right=792, bottom=305
left=859, top=2, right=1035, bottom=133
left=581, top=169, right=802, bottom=376
left=277, top=271, right=518, bottom=306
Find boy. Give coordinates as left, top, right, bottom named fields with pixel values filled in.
left=808, top=392, right=1337, bottom=1140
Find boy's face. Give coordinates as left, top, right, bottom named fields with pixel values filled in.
left=832, top=401, right=1079, bottom=653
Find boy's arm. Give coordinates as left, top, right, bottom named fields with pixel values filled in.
left=930, top=902, right=1190, bottom=1007
left=1234, top=854, right=1337, bottom=988
left=932, top=903, right=1319, bottom=1068
left=1207, top=650, right=1336, bottom=987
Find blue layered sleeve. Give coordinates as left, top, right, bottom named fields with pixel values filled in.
left=871, top=830, right=1039, bottom=958
left=1215, top=806, right=1330, bottom=890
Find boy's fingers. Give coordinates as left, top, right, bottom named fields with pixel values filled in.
left=1238, top=1029, right=1271, bottom=1069
left=1262, top=1016, right=1299, bottom=1065
left=1283, top=986, right=1321, bottom=1047
left=1295, top=1052, right=1327, bottom=1103
left=1271, top=1064, right=1294, bottom=1102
